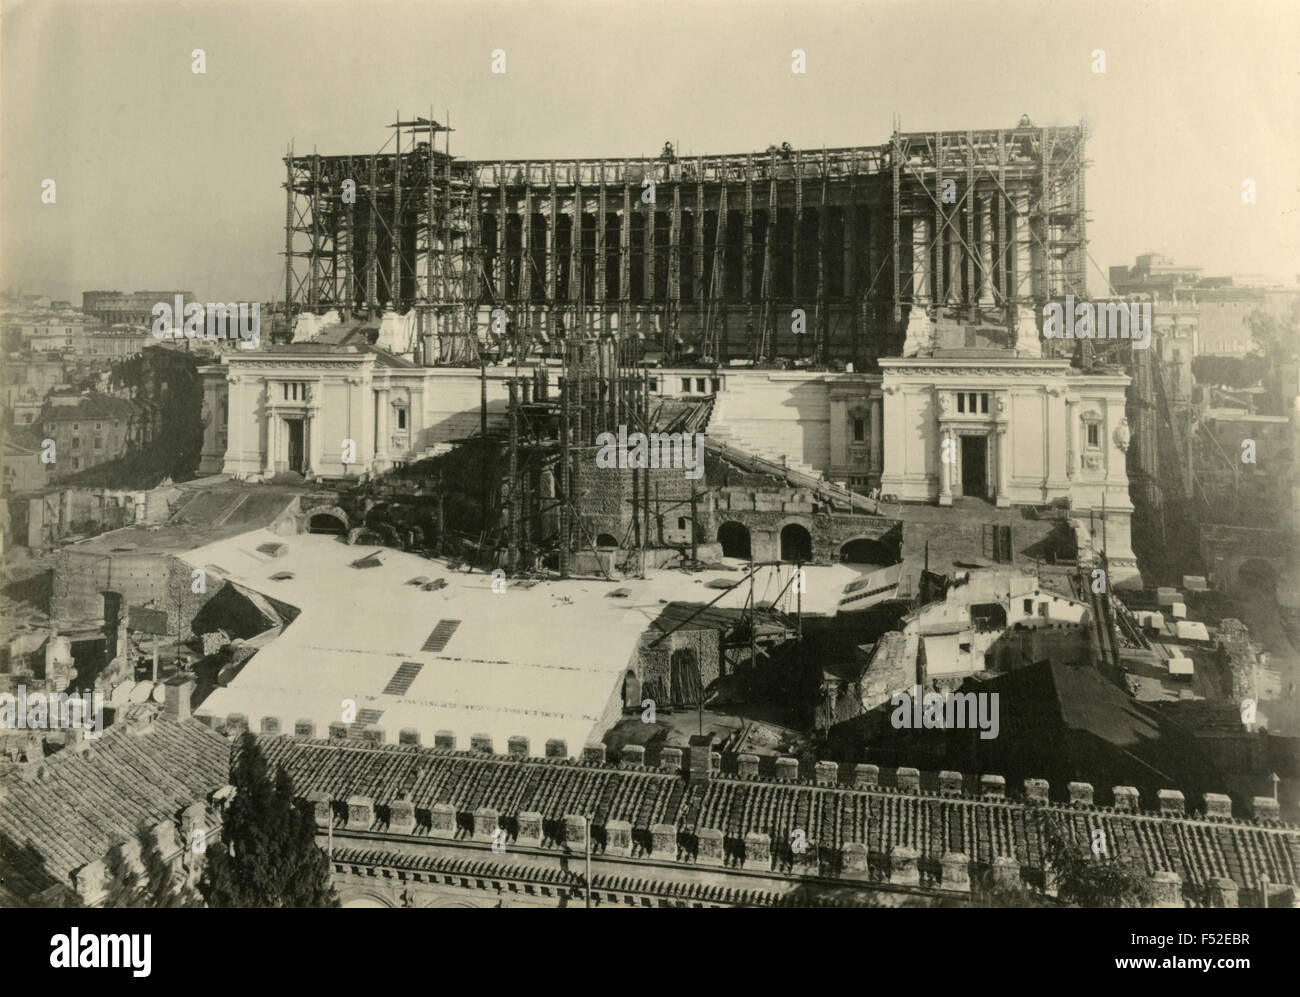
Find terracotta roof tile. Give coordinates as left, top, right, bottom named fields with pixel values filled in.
left=256, top=735, right=1300, bottom=892
left=0, top=719, right=229, bottom=902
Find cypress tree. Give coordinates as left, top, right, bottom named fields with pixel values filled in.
left=199, top=733, right=337, bottom=908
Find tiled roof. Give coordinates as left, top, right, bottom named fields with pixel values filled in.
left=330, top=846, right=848, bottom=907
left=39, top=393, right=136, bottom=421
left=0, top=719, right=230, bottom=902
left=254, top=735, right=1300, bottom=894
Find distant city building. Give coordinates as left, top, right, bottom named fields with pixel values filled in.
left=3, top=355, right=68, bottom=417
left=37, top=391, right=137, bottom=479
left=1110, top=254, right=1300, bottom=357
left=82, top=290, right=196, bottom=326
left=3, top=427, right=47, bottom=494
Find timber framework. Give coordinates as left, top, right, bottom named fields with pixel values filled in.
left=283, top=114, right=1087, bottom=367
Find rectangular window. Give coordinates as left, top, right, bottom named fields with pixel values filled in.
left=95, top=422, right=102, bottom=430
left=853, top=418, right=866, bottom=442
left=696, top=378, right=706, bottom=393
left=1086, top=423, right=1100, bottom=447
left=980, top=393, right=989, bottom=414
left=957, top=393, right=965, bottom=413
left=72, top=458, right=80, bottom=469
left=711, top=377, right=720, bottom=393
left=396, top=408, right=407, bottom=430
left=681, top=378, right=691, bottom=393
left=94, top=437, right=102, bottom=450
left=648, top=377, right=658, bottom=392
left=1023, top=599, right=1033, bottom=614
left=71, top=437, right=80, bottom=450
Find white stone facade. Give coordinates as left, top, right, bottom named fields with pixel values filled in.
left=200, top=347, right=1136, bottom=581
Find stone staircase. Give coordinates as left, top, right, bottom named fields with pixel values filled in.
left=705, top=391, right=821, bottom=480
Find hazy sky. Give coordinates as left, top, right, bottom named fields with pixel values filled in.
left=3, top=0, right=1298, bottom=302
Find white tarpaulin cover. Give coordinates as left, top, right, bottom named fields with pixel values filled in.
left=291, top=312, right=343, bottom=343
left=376, top=311, right=418, bottom=355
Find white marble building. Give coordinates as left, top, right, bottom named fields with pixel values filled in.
left=198, top=332, right=1136, bottom=581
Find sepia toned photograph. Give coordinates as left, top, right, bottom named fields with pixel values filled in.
left=1, top=0, right=1297, bottom=955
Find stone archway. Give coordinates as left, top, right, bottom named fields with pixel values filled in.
left=779, top=523, right=813, bottom=563
left=339, top=889, right=394, bottom=908
left=1237, top=558, right=1278, bottom=595
left=306, top=504, right=350, bottom=535
left=840, top=536, right=897, bottom=565
left=717, top=521, right=752, bottom=560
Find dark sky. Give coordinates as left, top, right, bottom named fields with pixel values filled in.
left=3, top=0, right=1297, bottom=302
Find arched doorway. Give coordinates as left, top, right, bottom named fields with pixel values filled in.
left=595, top=533, right=618, bottom=548
left=840, top=537, right=896, bottom=565
left=1238, top=558, right=1277, bottom=594
left=780, top=523, right=813, bottom=562
left=309, top=512, right=348, bottom=535
left=340, top=892, right=392, bottom=908
left=717, top=522, right=751, bottom=560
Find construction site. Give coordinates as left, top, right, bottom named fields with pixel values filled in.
left=281, top=114, right=1088, bottom=367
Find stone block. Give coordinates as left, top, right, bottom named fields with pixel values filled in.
left=605, top=819, right=633, bottom=856
left=1068, top=782, right=1094, bottom=806
left=430, top=802, right=456, bottom=838
left=1157, top=789, right=1185, bottom=816
left=517, top=811, right=543, bottom=846
left=1112, top=786, right=1140, bottom=812
left=696, top=827, right=725, bottom=866
left=742, top=831, right=771, bottom=871
left=388, top=799, right=416, bottom=834
left=1023, top=778, right=1050, bottom=805
left=345, top=795, right=373, bottom=830
left=889, top=845, right=919, bottom=886
left=650, top=823, right=677, bottom=857
left=941, top=851, right=971, bottom=892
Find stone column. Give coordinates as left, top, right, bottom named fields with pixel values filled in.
left=829, top=395, right=848, bottom=471
left=912, top=214, right=931, bottom=304
left=1065, top=398, right=1077, bottom=479
left=345, top=374, right=366, bottom=473
left=938, top=424, right=953, bottom=506
left=996, top=423, right=1010, bottom=507
left=374, top=387, right=388, bottom=470
left=1046, top=385, right=1069, bottom=490
left=263, top=387, right=277, bottom=476
left=870, top=395, right=883, bottom=473
left=902, top=216, right=935, bottom=357
left=305, top=403, right=322, bottom=478
left=1013, top=191, right=1032, bottom=303
left=979, top=194, right=995, bottom=306
left=944, top=211, right=959, bottom=306
left=1012, top=190, right=1040, bottom=355
left=222, top=374, right=245, bottom=477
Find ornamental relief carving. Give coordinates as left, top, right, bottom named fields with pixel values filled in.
left=883, top=366, right=1068, bottom=378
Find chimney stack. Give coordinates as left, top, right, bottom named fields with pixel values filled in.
left=164, top=676, right=195, bottom=723
left=687, top=733, right=713, bottom=785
